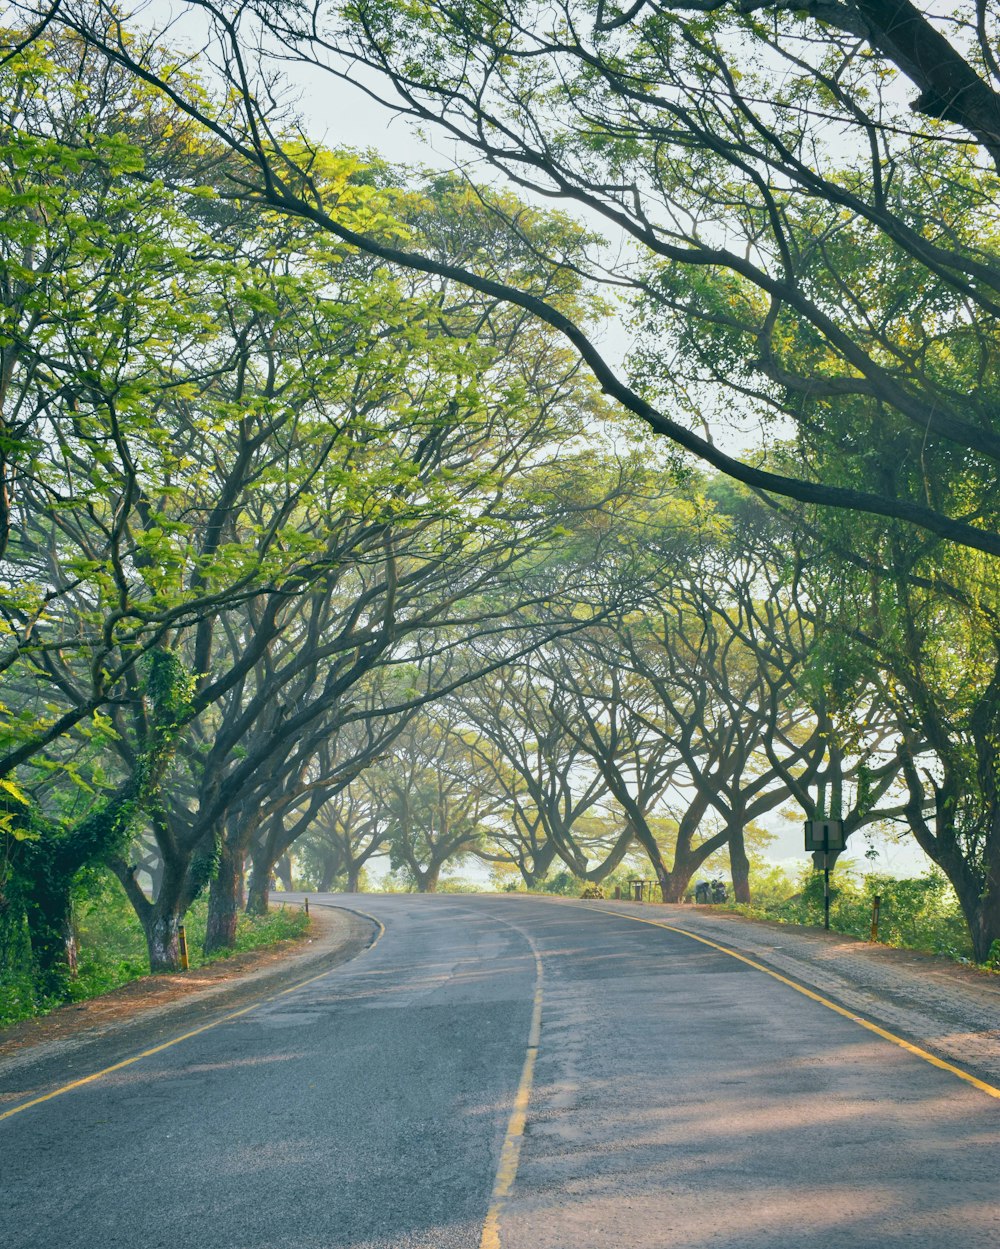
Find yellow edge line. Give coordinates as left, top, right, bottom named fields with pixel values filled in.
left=479, top=944, right=544, bottom=1249
left=576, top=902, right=1000, bottom=1102
left=0, top=910, right=385, bottom=1124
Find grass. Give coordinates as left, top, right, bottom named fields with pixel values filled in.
left=0, top=873, right=310, bottom=1030
left=718, top=868, right=976, bottom=964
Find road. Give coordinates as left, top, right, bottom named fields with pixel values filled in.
left=3, top=895, right=999, bottom=1248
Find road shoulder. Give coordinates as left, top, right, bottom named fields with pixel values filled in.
left=578, top=898, right=1000, bottom=1088
left=0, top=900, right=376, bottom=1094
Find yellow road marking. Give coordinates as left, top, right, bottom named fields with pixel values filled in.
left=577, top=902, right=1000, bottom=1102
left=0, top=909, right=384, bottom=1124
left=479, top=943, right=544, bottom=1249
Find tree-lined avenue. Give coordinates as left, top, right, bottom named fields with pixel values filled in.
left=2, top=896, right=999, bottom=1248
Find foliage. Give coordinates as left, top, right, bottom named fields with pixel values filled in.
left=82, top=0, right=1000, bottom=553
left=726, top=868, right=974, bottom=963
left=0, top=870, right=310, bottom=1028
left=534, top=870, right=580, bottom=896
left=742, top=863, right=798, bottom=910
left=432, top=876, right=487, bottom=894
left=7, top=8, right=1000, bottom=976
left=488, top=860, right=524, bottom=892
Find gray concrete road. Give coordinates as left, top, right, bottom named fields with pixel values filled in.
left=2, top=895, right=999, bottom=1249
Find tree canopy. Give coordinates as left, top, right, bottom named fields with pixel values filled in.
left=5, top=4, right=1000, bottom=993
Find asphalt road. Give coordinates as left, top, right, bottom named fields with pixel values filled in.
left=3, top=895, right=999, bottom=1248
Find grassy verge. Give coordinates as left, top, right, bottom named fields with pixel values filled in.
left=716, top=869, right=980, bottom=965
left=0, top=873, right=310, bottom=1030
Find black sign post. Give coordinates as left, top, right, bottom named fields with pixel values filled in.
left=804, top=819, right=846, bottom=930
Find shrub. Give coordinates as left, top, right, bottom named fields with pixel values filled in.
left=1, top=869, right=311, bottom=1028
left=723, top=866, right=973, bottom=962
left=536, top=870, right=579, bottom=896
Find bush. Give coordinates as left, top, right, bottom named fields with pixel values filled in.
left=580, top=884, right=605, bottom=899
left=856, top=872, right=971, bottom=959
left=535, top=870, right=579, bottom=896
left=746, top=863, right=798, bottom=908
left=723, top=866, right=974, bottom=962
left=0, top=869, right=311, bottom=1029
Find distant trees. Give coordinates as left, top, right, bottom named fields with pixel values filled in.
left=789, top=502, right=1000, bottom=959
left=293, top=783, right=389, bottom=895
left=361, top=710, right=502, bottom=892
left=452, top=658, right=628, bottom=887
left=433, top=483, right=923, bottom=908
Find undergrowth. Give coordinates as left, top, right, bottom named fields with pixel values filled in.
left=0, top=872, right=310, bottom=1029
left=721, top=868, right=974, bottom=963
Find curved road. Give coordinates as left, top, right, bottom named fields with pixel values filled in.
left=3, top=895, right=999, bottom=1248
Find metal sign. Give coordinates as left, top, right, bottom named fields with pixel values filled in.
left=804, top=819, right=846, bottom=930
left=804, top=818, right=846, bottom=853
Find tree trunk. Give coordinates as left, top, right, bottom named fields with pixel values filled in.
left=0, top=887, right=29, bottom=972
left=901, top=747, right=1000, bottom=963
left=346, top=863, right=362, bottom=892
left=520, top=841, right=557, bottom=888
left=24, top=880, right=76, bottom=995
left=658, top=869, right=685, bottom=903
left=728, top=823, right=751, bottom=904
left=664, top=829, right=731, bottom=903
left=141, top=909, right=184, bottom=973
left=319, top=850, right=340, bottom=892
left=245, top=871, right=270, bottom=916
left=275, top=854, right=294, bottom=892
left=204, top=842, right=245, bottom=955
left=125, top=858, right=193, bottom=973
left=583, top=827, right=633, bottom=883
left=951, top=836, right=1000, bottom=964
left=965, top=892, right=1000, bottom=965
left=417, top=864, right=440, bottom=892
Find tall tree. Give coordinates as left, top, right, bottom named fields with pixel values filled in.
left=794, top=500, right=1000, bottom=960
left=52, top=0, right=1000, bottom=553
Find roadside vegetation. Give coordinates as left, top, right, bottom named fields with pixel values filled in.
left=0, top=872, right=310, bottom=1029
left=718, top=869, right=981, bottom=966
left=498, top=862, right=985, bottom=966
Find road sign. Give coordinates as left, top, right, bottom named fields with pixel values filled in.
left=804, top=818, right=846, bottom=853
left=804, top=819, right=846, bottom=931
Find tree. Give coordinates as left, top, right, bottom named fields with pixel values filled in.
left=364, top=710, right=504, bottom=892
left=293, top=784, right=390, bottom=894
left=446, top=457, right=675, bottom=887
left=2, top=127, right=437, bottom=971
left=0, top=32, right=245, bottom=781
left=453, top=661, right=628, bottom=886
left=0, top=32, right=357, bottom=981
left=1, top=26, right=629, bottom=975
left=793, top=499, right=1000, bottom=960
left=50, top=0, right=1000, bottom=554
left=4, top=649, right=192, bottom=991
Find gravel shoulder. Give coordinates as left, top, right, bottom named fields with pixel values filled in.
left=578, top=898, right=1000, bottom=1088
left=0, top=899, right=377, bottom=1092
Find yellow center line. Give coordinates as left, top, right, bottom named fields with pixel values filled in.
left=575, top=902, right=1000, bottom=1102
left=479, top=942, right=544, bottom=1249
left=0, top=909, right=385, bottom=1124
